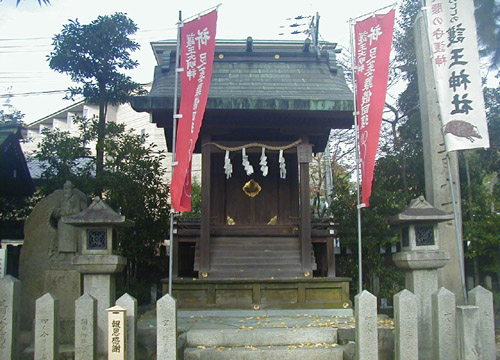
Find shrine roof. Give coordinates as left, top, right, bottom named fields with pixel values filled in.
left=130, top=39, right=354, bottom=114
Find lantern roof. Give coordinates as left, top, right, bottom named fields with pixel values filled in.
left=62, top=197, right=134, bottom=227
left=388, top=196, right=454, bottom=225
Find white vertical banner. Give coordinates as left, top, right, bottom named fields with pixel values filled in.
left=425, top=0, right=490, bottom=151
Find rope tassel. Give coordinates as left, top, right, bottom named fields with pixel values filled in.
left=279, top=149, right=286, bottom=179
left=224, top=150, right=233, bottom=179
left=259, top=147, right=268, bottom=176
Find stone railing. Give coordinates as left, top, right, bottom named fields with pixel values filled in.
left=355, top=287, right=496, bottom=360
left=0, top=275, right=496, bottom=359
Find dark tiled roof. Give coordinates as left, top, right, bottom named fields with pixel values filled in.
left=131, top=40, right=353, bottom=114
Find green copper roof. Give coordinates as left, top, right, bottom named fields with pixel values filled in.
left=131, top=40, right=354, bottom=114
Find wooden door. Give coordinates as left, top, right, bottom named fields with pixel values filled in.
left=211, top=151, right=298, bottom=226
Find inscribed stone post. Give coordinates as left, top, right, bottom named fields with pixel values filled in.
left=107, top=305, right=126, bottom=360
left=414, top=9, right=464, bottom=304
left=456, top=305, right=480, bottom=360
left=431, top=287, right=457, bottom=360
left=157, top=294, right=177, bottom=360
left=355, top=290, right=378, bottom=360
left=116, top=293, right=137, bottom=360
left=34, top=293, right=59, bottom=360
left=468, top=286, right=495, bottom=360
left=75, top=293, right=96, bottom=360
left=0, top=275, right=21, bottom=360
left=394, top=289, right=418, bottom=360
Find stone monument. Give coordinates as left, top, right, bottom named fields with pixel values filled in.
left=390, top=196, right=453, bottom=360
left=19, top=181, right=87, bottom=331
left=414, top=11, right=464, bottom=303
left=63, top=197, right=132, bottom=356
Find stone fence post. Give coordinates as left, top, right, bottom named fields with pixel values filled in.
left=432, top=287, right=457, bottom=359
left=394, top=289, right=418, bottom=360
left=116, top=293, right=137, bottom=360
left=456, top=305, right=480, bottom=360
left=468, top=286, right=495, bottom=360
left=0, top=275, right=21, bottom=360
left=75, top=293, right=97, bottom=360
left=157, top=294, right=177, bottom=360
left=355, top=290, right=378, bottom=360
left=34, top=293, right=59, bottom=360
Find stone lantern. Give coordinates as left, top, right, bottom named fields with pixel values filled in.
left=389, top=195, right=452, bottom=271
left=389, top=195, right=453, bottom=360
left=62, top=197, right=134, bottom=356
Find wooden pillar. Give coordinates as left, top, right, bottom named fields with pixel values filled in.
left=199, top=134, right=211, bottom=277
left=298, top=142, right=312, bottom=275
left=327, top=238, right=336, bottom=277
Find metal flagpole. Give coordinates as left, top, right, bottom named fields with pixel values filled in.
left=349, top=18, right=364, bottom=295
left=169, top=10, right=183, bottom=296
left=348, top=3, right=397, bottom=295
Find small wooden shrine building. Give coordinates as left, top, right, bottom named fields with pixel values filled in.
left=131, top=38, right=353, bottom=309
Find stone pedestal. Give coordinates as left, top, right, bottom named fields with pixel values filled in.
left=393, top=251, right=449, bottom=360
left=73, top=255, right=126, bottom=356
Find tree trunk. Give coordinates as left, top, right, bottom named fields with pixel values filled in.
left=95, top=99, right=107, bottom=196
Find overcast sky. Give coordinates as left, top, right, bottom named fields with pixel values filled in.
left=0, top=0, right=398, bottom=123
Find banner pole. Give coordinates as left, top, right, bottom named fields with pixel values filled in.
left=349, top=18, right=363, bottom=295
left=169, top=10, right=183, bottom=296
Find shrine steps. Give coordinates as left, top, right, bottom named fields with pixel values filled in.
left=193, top=236, right=316, bottom=279
left=183, top=327, right=343, bottom=360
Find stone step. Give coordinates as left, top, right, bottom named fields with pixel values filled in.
left=184, top=344, right=343, bottom=360
left=208, top=256, right=301, bottom=265
left=212, top=237, right=299, bottom=243
left=186, top=327, right=337, bottom=347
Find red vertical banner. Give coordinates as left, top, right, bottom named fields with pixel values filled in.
left=355, top=9, right=395, bottom=207
left=171, top=10, right=217, bottom=212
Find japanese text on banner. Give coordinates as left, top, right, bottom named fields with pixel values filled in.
left=425, top=0, right=489, bottom=151
left=354, top=9, right=395, bottom=206
left=171, top=10, right=217, bottom=212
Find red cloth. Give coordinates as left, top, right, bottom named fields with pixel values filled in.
left=171, top=10, right=217, bottom=212
left=354, top=9, right=395, bottom=206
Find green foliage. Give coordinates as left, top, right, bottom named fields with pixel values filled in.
left=48, top=13, right=144, bottom=185
left=48, top=13, right=142, bottom=105
left=178, top=179, right=202, bottom=217
left=460, top=84, right=500, bottom=276
left=0, top=109, right=25, bottom=125
left=31, top=115, right=171, bottom=291
left=474, top=0, right=500, bottom=69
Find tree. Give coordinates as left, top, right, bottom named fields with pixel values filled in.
left=0, top=109, right=24, bottom=125
left=48, top=13, right=143, bottom=194
left=31, top=115, right=171, bottom=302
left=474, top=0, right=500, bottom=69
